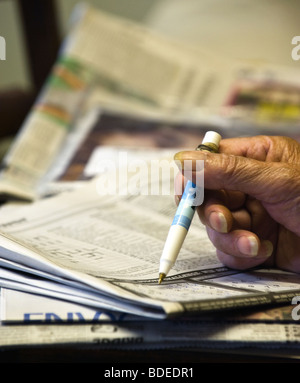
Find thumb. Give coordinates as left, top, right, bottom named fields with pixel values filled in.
left=174, top=150, right=300, bottom=226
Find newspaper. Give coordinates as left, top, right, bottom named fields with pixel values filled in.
left=0, top=288, right=142, bottom=323
left=1, top=285, right=300, bottom=352
left=1, top=286, right=296, bottom=324
left=1, top=321, right=300, bottom=350
left=0, top=290, right=300, bottom=351
left=0, top=176, right=300, bottom=319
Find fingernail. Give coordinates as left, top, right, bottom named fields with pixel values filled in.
left=261, top=240, right=273, bottom=258
left=174, top=152, right=184, bottom=170
left=237, top=235, right=259, bottom=256
left=174, top=152, right=184, bottom=161
left=209, top=211, right=227, bottom=233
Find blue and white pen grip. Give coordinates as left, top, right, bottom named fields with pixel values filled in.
left=172, top=180, right=197, bottom=231
left=158, top=131, right=221, bottom=283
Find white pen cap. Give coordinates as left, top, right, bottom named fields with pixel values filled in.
left=202, top=131, right=221, bottom=147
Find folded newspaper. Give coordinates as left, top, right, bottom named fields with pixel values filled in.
left=2, top=285, right=300, bottom=351
left=0, top=176, right=300, bottom=319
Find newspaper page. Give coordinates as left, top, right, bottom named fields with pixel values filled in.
left=1, top=286, right=300, bottom=352
left=0, top=288, right=142, bottom=323
left=0, top=177, right=300, bottom=318
left=64, top=4, right=234, bottom=111
left=1, top=319, right=300, bottom=351
left=0, top=57, right=96, bottom=200
left=1, top=286, right=295, bottom=324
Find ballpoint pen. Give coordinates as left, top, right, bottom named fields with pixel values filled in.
left=158, top=131, right=221, bottom=284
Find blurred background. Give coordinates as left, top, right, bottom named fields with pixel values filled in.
left=1, top=0, right=299, bottom=90
left=0, top=0, right=299, bottom=155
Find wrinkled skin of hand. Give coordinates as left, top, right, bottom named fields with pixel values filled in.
left=174, top=136, right=300, bottom=273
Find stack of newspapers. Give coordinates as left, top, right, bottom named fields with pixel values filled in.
left=0, top=5, right=300, bottom=354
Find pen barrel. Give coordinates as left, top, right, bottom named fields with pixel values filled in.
left=158, top=131, right=221, bottom=282
left=159, top=180, right=197, bottom=276
left=159, top=225, right=188, bottom=275
left=173, top=180, right=197, bottom=229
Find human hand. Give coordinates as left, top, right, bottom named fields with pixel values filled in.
left=174, top=135, right=300, bottom=272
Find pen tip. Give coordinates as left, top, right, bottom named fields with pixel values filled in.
left=158, top=273, right=166, bottom=284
